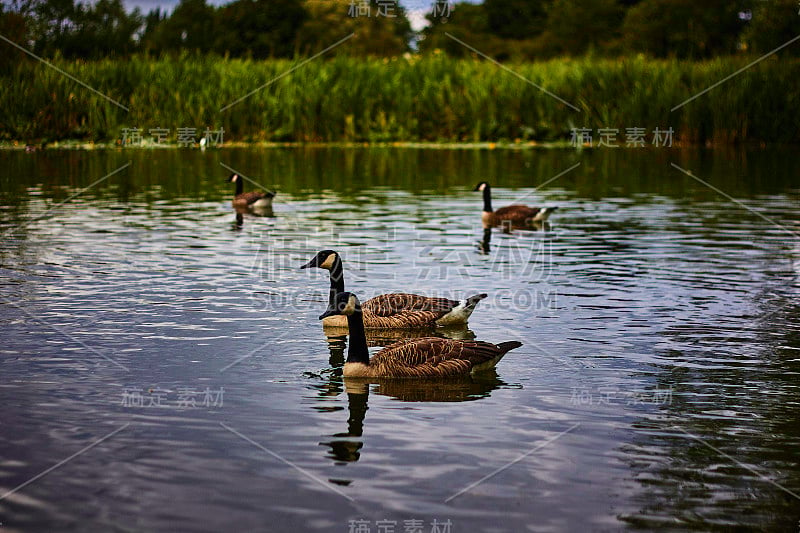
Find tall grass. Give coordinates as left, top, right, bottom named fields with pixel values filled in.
left=1, top=54, right=797, bottom=144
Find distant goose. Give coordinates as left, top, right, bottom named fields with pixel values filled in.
left=320, top=292, right=522, bottom=378
left=474, top=181, right=557, bottom=227
left=228, top=173, right=275, bottom=209
left=301, top=250, right=487, bottom=328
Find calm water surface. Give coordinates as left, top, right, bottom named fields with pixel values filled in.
left=1, top=148, right=799, bottom=532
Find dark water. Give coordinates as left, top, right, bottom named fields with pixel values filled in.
left=1, top=147, right=799, bottom=532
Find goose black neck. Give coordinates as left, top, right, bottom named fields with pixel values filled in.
left=234, top=178, right=243, bottom=196
left=482, top=186, right=493, bottom=212
left=346, top=391, right=367, bottom=437
left=328, top=258, right=345, bottom=307
left=345, top=309, right=370, bottom=365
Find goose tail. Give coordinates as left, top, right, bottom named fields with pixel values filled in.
left=497, top=341, right=523, bottom=353
left=471, top=340, right=523, bottom=373
left=535, top=206, right=558, bottom=221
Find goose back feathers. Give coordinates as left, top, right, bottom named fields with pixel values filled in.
left=364, top=293, right=462, bottom=316
left=228, top=173, right=276, bottom=208
left=347, top=337, right=522, bottom=378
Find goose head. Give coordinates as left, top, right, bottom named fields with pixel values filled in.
left=473, top=181, right=490, bottom=192
left=319, top=292, right=360, bottom=320
left=301, top=250, right=339, bottom=271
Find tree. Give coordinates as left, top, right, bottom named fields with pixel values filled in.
left=530, top=0, right=625, bottom=57
left=295, top=0, right=411, bottom=57
left=0, top=3, right=30, bottom=71
left=419, top=2, right=504, bottom=57
left=621, top=0, right=748, bottom=58
left=139, top=8, right=166, bottom=54
left=484, top=0, right=551, bottom=40
left=214, top=0, right=307, bottom=58
left=741, top=0, right=800, bottom=56
left=30, top=0, right=80, bottom=56
left=150, top=0, right=216, bottom=53
left=71, top=0, right=142, bottom=58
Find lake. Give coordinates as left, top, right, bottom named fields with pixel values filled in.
left=1, top=147, right=799, bottom=532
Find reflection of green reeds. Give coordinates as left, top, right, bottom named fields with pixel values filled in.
left=2, top=54, right=797, bottom=144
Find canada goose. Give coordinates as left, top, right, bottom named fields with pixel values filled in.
left=320, top=292, right=522, bottom=378
left=474, top=182, right=557, bottom=227
left=228, top=173, right=275, bottom=209
left=301, top=250, right=487, bottom=328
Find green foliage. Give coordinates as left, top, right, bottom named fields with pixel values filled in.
left=1, top=0, right=411, bottom=59
left=532, top=0, right=626, bottom=57
left=1, top=55, right=798, bottom=144
left=29, top=0, right=142, bottom=58
left=214, top=0, right=308, bottom=58
left=741, top=0, right=800, bottom=55
left=146, top=0, right=216, bottom=53
left=621, top=0, right=748, bottom=58
left=484, top=0, right=550, bottom=39
left=420, top=2, right=519, bottom=60
left=296, top=0, right=412, bottom=57
left=2, top=0, right=796, bottom=61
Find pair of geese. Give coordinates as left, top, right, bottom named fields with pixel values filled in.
left=228, top=173, right=557, bottom=228
left=228, top=172, right=558, bottom=380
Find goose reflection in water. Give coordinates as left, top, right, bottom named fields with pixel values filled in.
left=317, top=329, right=509, bottom=465
left=477, top=219, right=552, bottom=253
left=231, top=204, right=275, bottom=230
left=320, top=373, right=508, bottom=464
left=478, top=227, right=492, bottom=254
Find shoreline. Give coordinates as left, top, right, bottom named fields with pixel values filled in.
left=0, top=140, right=777, bottom=151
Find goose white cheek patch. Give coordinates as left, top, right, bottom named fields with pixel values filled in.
left=319, top=254, right=336, bottom=269
left=343, top=296, right=357, bottom=315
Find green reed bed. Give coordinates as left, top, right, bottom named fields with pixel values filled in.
left=1, top=54, right=797, bottom=144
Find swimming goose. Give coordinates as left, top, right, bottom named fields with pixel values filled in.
left=301, top=250, right=487, bottom=328
left=320, top=292, right=522, bottom=378
left=228, top=173, right=276, bottom=209
left=474, top=182, right=557, bottom=227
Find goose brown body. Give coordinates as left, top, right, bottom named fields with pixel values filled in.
left=365, top=293, right=462, bottom=316
left=486, top=205, right=544, bottom=226
left=233, top=190, right=275, bottom=208
left=344, top=338, right=522, bottom=378
left=475, top=182, right=557, bottom=228
left=228, top=173, right=275, bottom=208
